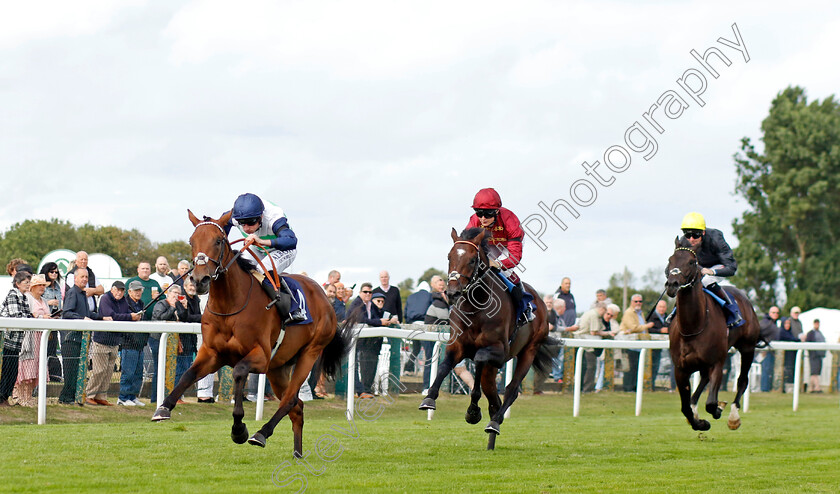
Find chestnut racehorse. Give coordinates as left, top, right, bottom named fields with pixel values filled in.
left=665, top=237, right=760, bottom=431
left=152, top=210, right=351, bottom=457
left=419, top=227, right=554, bottom=450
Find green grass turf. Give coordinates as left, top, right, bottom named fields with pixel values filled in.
left=2, top=391, right=839, bottom=493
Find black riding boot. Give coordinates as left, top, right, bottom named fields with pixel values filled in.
left=279, top=277, right=307, bottom=322
left=707, top=283, right=744, bottom=328
left=510, top=283, right=535, bottom=327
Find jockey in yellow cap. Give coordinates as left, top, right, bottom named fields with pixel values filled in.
left=679, top=212, right=744, bottom=328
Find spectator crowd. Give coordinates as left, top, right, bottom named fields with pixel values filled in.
left=2, top=255, right=839, bottom=410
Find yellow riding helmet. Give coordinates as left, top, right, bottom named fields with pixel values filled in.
left=681, top=212, right=706, bottom=231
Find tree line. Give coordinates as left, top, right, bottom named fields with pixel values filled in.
left=0, top=219, right=191, bottom=275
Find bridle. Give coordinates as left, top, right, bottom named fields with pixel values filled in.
left=192, top=221, right=251, bottom=281
left=192, top=220, right=254, bottom=317
left=668, top=246, right=700, bottom=290
left=448, top=240, right=486, bottom=295
left=669, top=246, right=710, bottom=337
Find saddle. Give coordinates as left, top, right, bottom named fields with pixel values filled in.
left=251, top=271, right=310, bottom=325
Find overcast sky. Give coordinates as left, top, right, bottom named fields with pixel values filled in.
left=2, top=1, right=838, bottom=308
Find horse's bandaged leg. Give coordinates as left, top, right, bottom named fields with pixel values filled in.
left=691, top=404, right=699, bottom=421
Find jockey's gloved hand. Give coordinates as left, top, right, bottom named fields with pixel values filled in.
left=489, top=258, right=502, bottom=269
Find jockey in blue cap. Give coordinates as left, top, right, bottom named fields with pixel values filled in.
left=225, top=193, right=305, bottom=322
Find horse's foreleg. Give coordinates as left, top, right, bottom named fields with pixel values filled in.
left=419, top=348, right=459, bottom=411
left=705, top=361, right=726, bottom=420
left=231, top=349, right=267, bottom=444
left=490, top=350, right=534, bottom=429
left=465, top=362, right=485, bottom=425
left=690, top=371, right=709, bottom=419
left=675, top=369, right=709, bottom=431
left=152, top=348, right=220, bottom=421
left=247, top=364, right=291, bottom=448
left=481, top=366, right=501, bottom=418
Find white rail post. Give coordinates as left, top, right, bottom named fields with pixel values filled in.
left=635, top=348, right=646, bottom=417
left=256, top=374, right=266, bottom=420
left=346, top=335, right=357, bottom=421
left=503, top=359, right=513, bottom=419
left=792, top=349, right=803, bottom=412
left=37, top=330, right=51, bottom=425
left=427, top=341, right=442, bottom=421
left=157, top=333, right=168, bottom=409
left=691, top=371, right=700, bottom=392
left=573, top=347, right=584, bottom=417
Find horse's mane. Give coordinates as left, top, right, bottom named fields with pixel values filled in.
left=677, top=237, right=692, bottom=248
left=459, top=227, right=490, bottom=253
left=231, top=250, right=257, bottom=273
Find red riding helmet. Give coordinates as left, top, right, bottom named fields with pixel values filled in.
left=472, top=188, right=502, bottom=209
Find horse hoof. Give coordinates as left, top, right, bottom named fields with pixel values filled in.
left=465, top=405, right=482, bottom=425
left=419, top=397, right=436, bottom=411
left=693, top=420, right=711, bottom=431
left=248, top=432, right=266, bottom=448
left=727, top=418, right=741, bottom=430
left=485, top=421, right=501, bottom=435
left=231, top=424, right=249, bottom=444
left=293, top=450, right=303, bottom=459
left=151, top=406, right=171, bottom=422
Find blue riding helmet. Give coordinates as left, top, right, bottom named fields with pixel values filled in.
left=232, top=193, right=264, bottom=221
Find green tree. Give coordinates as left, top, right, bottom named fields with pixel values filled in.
left=0, top=219, right=78, bottom=267
left=418, top=267, right=445, bottom=285
left=732, top=86, right=840, bottom=311
left=605, top=268, right=668, bottom=318
left=155, top=241, right=192, bottom=266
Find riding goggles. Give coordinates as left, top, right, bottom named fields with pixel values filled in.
left=682, top=229, right=703, bottom=239
left=238, top=217, right=261, bottom=226
left=474, top=209, right=498, bottom=219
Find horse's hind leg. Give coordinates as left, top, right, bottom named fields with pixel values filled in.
left=153, top=347, right=220, bottom=421
left=465, top=362, right=485, bottom=425
left=728, top=347, right=755, bottom=430
left=675, top=368, right=709, bottom=431
left=251, top=349, right=319, bottom=456
left=705, top=361, right=726, bottom=420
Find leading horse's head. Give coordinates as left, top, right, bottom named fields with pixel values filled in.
left=665, top=236, right=700, bottom=297
left=447, top=227, right=488, bottom=301
left=187, top=209, right=232, bottom=295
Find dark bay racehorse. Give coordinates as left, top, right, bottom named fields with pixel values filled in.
left=152, top=211, right=351, bottom=456
left=665, top=237, right=760, bottom=431
left=419, top=228, right=554, bottom=450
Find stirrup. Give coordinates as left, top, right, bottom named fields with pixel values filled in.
left=288, top=309, right=306, bottom=323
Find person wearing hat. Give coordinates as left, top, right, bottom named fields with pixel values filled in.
left=348, top=283, right=394, bottom=398
left=83, top=281, right=136, bottom=406
left=465, top=187, right=535, bottom=326
left=676, top=212, right=744, bottom=328
left=118, top=281, right=150, bottom=406
left=14, top=274, right=54, bottom=406
left=224, top=193, right=305, bottom=323
left=805, top=319, right=826, bottom=393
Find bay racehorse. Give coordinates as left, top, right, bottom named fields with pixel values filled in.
left=665, top=237, right=760, bottom=431
left=419, top=228, right=554, bottom=450
left=152, top=210, right=352, bottom=457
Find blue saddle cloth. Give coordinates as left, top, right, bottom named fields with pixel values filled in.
left=281, top=276, right=313, bottom=326
left=494, top=271, right=535, bottom=321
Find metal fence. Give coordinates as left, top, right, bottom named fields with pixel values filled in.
left=2, top=318, right=839, bottom=425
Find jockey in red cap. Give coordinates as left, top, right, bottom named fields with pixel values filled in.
left=466, top=188, right=535, bottom=326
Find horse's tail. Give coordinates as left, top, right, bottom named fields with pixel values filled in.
left=321, top=316, right=357, bottom=381
left=533, top=335, right=563, bottom=374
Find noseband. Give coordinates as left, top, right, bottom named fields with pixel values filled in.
left=670, top=246, right=699, bottom=290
